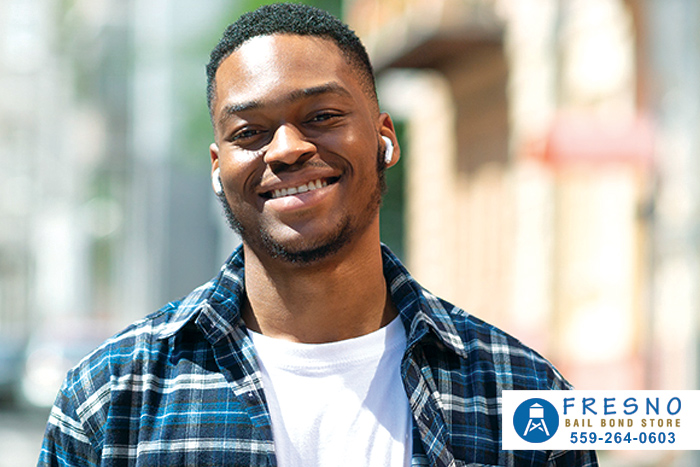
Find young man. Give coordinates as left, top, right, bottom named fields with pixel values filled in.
left=39, top=3, right=597, bottom=466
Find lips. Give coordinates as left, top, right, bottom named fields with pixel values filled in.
left=260, top=176, right=340, bottom=200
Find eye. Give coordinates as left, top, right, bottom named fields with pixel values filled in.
left=307, top=111, right=342, bottom=124
left=231, top=128, right=262, bottom=141
left=226, top=127, right=269, bottom=147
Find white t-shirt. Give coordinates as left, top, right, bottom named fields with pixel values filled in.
left=249, top=317, right=412, bottom=467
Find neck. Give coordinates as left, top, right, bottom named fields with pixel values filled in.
left=242, top=222, right=396, bottom=343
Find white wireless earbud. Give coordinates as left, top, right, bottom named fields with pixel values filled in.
left=212, top=168, right=223, bottom=195
left=382, top=136, right=394, bottom=165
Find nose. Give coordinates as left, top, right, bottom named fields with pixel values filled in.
left=263, top=124, right=316, bottom=167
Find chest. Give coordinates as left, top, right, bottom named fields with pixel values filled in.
left=251, top=322, right=412, bottom=467
left=91, top=336, right=544, bottom=467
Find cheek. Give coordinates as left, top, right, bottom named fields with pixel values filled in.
left=220, top=148, right=264, bottom=171
left=220, top=171, right=244, bottom=199
left=219, top=150, right=264, bottom=195
left=334, top=129, right=378, bottom=165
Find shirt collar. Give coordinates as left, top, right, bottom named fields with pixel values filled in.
left=156, top=244, right=469, bottom=359
left=381, top=244, right=469, bottom=359
left=155, top=246, right=246, bottom=342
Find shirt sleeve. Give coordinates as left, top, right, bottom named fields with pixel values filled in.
left=548, top=448, right=599, bottom=466
left=37, top=386, right=100, bottom=467
left=545, top=380, right=599, bottom=465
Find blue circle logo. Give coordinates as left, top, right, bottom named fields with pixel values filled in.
left=513, top=398, right=559, bottom=443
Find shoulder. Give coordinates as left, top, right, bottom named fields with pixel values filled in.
left=406, top=286, right=571, bottom=392
left=40, top=300, right=189, bottom=458
left=55, top=249, right=247, bottom=418
left=444, top=298, right=570, bottom=390
left=59, top=299, right=186, bottom=404
left=381, top=245, right=569, bottom=391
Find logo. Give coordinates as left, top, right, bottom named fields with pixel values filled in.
left=513, top=398, right=559, bottom=443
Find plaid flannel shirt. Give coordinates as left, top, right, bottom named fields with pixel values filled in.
left=39, top=245, right=598, bottom=466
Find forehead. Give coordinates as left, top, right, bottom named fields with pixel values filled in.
left=213, top=34, right=363, bottom=113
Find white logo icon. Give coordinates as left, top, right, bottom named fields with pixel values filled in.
left=523, top=403, right=550, bottom=437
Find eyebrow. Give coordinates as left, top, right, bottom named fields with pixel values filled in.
left=217, top=82, right=352, bottom=127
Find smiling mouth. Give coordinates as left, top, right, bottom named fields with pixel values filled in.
left=262, top=177, right=340, bottom=200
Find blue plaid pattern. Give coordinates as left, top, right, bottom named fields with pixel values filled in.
left=39, top=245, right=597, bottom=466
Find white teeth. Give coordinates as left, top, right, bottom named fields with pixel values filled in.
left=269, top=179, right=329, bottom=199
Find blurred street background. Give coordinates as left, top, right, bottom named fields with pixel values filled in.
left=2, top=0, right=700, bottom=465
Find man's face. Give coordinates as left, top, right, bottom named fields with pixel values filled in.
left=209, top=34, right=397, bottom=264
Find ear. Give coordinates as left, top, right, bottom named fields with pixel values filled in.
left=378, top=112, right=400, bottom=168
left=210, top=143, right=222, bottom=194
left=210, top=143, right=220, bottom=173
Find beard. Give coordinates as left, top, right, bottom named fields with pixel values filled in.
left=216, top=143, right=387, bottom=264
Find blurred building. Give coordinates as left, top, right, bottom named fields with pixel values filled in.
left=0, top=0, right=238, bottom=405
left=346, top=0, right=700, bottom=464
left=0, top=0, right=73, bottom=344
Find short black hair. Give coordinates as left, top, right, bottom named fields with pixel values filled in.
left=206, top=2, right=377, bottom=115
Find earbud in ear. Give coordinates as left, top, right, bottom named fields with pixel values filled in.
left=212, top=168, right=223, bottom=195
left=382, top=136, right=394, bottom=165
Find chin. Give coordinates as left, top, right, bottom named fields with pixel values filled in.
left=258, top=219, right=354, bottom=265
